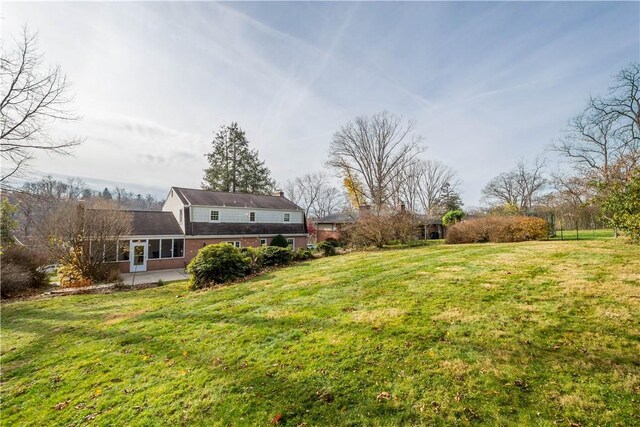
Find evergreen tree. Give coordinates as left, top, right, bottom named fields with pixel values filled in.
left=202, top=123, right=275, bottom=194
left=102, top=188, right=113, bottom=200
left=438, top=183, right=463, bottom=212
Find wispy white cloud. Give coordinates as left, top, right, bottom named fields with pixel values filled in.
left=2, top=1, right=638, bottom=205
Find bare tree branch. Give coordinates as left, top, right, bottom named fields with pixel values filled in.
left=553, top=63, right=640, bottom=183
left=482, top=158, right=547, bottom=212
left=284, top=172, right=346, bottom=218
left=0, top=26, right=82, bottom=182
left=327, top=111, right=424, bottom=210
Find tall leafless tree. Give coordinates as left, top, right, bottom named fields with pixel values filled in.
left=553, top=63, right=640, bottom=183
left=481, top=158, right=547, bottom=212
left=1, top=27, right=82, bottom=183
left=328, top=111, right=424, bottom=210
left=284, top=172, right=345, bottom=219
left=392, top=158, right=461, bottom=216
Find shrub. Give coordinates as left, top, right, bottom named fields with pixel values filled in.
left=58, top=263, right=93, bottom=288
left=442, top=209, right=466, bottom=226
left=0, top=246, right=49, bottom=297
left=446, top=216, right=549, bottom=244
left=600, top=171, right=640, bottom=243
left=292, top=248, right=314, bottom=261
left=344, top=209, right=419, bottom=248
left=241, top=247, right=264, bottom=273
left=260, top=246, right=292, bottom=267
left=269, top=234, right=289, bottom=248
left=316, top=241, right=337, bottom=256
left=186, top=243, right=249, bottom=289
left=324, top=237, right=340, bottom=247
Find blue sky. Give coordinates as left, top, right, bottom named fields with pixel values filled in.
left=2, top=1, right=639, bottom=205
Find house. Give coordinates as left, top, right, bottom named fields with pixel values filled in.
left=115, top=188, right=308, bottom=273
left=315, top=211, right=357, bottom=242
left=315, top=206, right=445, bottom=242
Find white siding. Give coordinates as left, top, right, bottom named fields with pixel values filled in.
left=192, top=206, right=303, bottom=224
left=161, top=188, right=186, bottom=233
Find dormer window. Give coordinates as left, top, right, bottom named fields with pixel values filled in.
left=249, top=212, right=256, bottom=222
left=210, top=210, right=219, bottom=221
left=283, top=213, right=291, bottom=222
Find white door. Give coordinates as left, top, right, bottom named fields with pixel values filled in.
left=130, top=240, right=147, bottom=273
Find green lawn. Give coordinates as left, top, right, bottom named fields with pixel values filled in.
left=2, top=240, right=639, bottom=426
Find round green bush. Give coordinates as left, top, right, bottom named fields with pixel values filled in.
left=292, top=248, right=313, bottom=261
left=260, top=246, right=292, bottom=266
left=269, top=234, right=289, bottom=248
left=316, top=241, right=337, bottom=256
left=324, top=237, right=340, bottom=247
left=186, top=243, right=249, bottom=289
left=241, top=247, right=264, bottom=273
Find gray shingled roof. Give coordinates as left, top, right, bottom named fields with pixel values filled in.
left=130, top=211, right=183, bottom=236
left=173, top=187, right=303, bottom=211
left=316, top=212, right=357, bottom=224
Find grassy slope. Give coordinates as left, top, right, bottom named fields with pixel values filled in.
left=1, top=240, right=639, bottom=426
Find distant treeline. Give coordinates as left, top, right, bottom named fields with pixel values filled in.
left=18, top=176, right=163, bottom=211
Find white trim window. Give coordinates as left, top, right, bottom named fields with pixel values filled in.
left=283, top=213, right=291, bottom=222
left=210, top=210, right=220, bottom=221
left=287, top=238, right=295, bottom=249
left=259, top=238, right=267, bottom=246
left=249, top=212, right=256, bottom=222
left=226, top=241, right=241, bottom=248
left=147, top=238, right=185, bottom=259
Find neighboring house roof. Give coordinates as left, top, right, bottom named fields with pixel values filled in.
left=172, top=187, right=303, bottom=211
left=130, top=211, right=183, bottom=236
left=316, top=212, right=357, bottom=224
left=190, top=222, right=306, bottom=236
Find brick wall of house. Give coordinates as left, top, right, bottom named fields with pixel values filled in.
left=185, top=236, right=308, bottom=260
left=317, top=229, right=341, bottom=242
left=114, top=235, right=308, bottom=273
left=114, top=257, right=187, bottom=273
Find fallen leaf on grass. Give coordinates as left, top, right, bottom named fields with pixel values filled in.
left=83, top=412, right=100, bottom=421
left=270, top=413, right=283, bottom=424
left=54, top=401, right=69, bottom=410
left=93, top=389, right=102, bottom=397
left=376, top=391, right=391, bottom=401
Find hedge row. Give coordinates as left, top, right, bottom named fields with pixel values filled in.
left=186, top=243, right=314, bottom=290
left=446, top=216, right=549, bottom=244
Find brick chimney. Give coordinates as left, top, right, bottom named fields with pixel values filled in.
left=273, top=190, right=285, bottom=197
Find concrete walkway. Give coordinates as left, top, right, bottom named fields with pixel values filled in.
left=121, top=268, right=189, bottom=286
